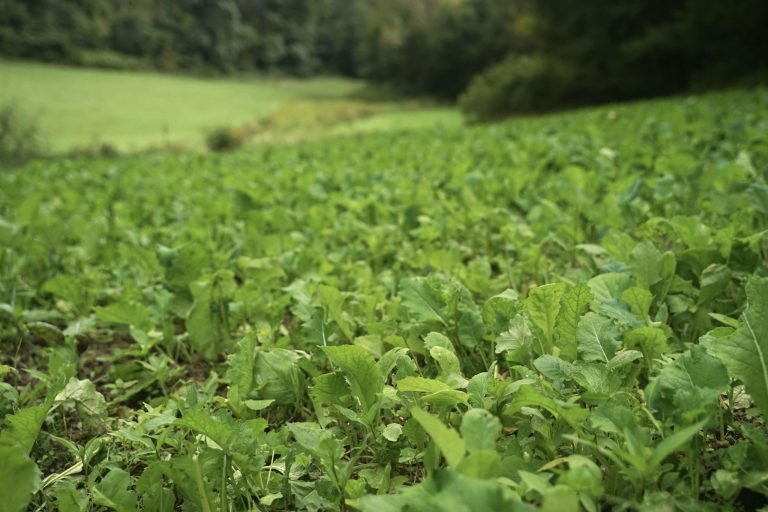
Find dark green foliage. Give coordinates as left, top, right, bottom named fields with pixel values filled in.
left=0, top=0, right=361, bottom=75
left=1, top=0, right=766, bottom=111
left=356, top=0, right=523, bottom=98
left=205, top=125, right=246, bottom=152
left=458, top=55, right=574, bottom=121
left=460, top=0, right=768, bottom=119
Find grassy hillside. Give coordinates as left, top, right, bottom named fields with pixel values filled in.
left=1, top=88, right=768, bottom=511
left=0, top=60, right=460, bottom=153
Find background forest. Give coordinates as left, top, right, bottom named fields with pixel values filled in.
left=2, top=0, right=767, bottom=120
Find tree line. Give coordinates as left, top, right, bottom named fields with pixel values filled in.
left=1, top=0, right=766, bottom=119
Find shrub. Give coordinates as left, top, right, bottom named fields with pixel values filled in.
left=205, top=125, right=248, bottom=152
left=67, top=142, right=120, bottom=159
left=0, top=103, right=43, bottom=164
left=458, top=55, right=575, bottom=122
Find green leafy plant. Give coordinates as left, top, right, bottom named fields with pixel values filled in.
left=2, top=88, right=768, bottom=511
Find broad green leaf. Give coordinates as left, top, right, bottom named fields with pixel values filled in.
left=0, top=443, right=41, bottom=512
left=410, top=408, right=465, bottom=468
left=254, top=348, right=305, bottom=405
left=176, top=408, right=235, bottom=445
left=606, top=350, right=643, bottom=371
left=576, top=313, right=620, bottom=362
left=311, top=372, right=351, bottom=407
left=621, top=286, right=653, bottom=320
left=459, top=409, right=500, bottom=452
left=95, top=302, right=151, bottom=330
left=481, top=289, right=520, bottom=334
left=318, top=285, right=354, bottom=340
left=287, top=422, right=337, bottom=458
left=547, top=455, right=603, bottom=497
left=698, top=263, right=731, bottom=306
left=175, top=408, right=255, bottom=454
left=225, top=334, right=257, bottom=415
left=429, top=346, right=466, bottom=388
left=288, top=423, right=344, bottom=487
left=710, top=277, right=768, bottom=416
left=629, top=242, right=663, bottom=288
left=47, top=344, right=78, bottom=396
left=396, top=376, right=451, bottom=394
left=323, top=345, right=383, bottom=413
left=554, top=283, right=592, bottom=361
left=649, top=419, right=708, bottom=469
left=710, top=470, right=742, bottom=501
left=466, top=371, right=492, bottom=408
left=420, top=389, right=470, bottom=407
left=163, top=243, right=207, bottom=289
left=383, top=423, right=403, bottom=442
left=53, top=378, right=107, bottom=426
left=93, top=468, right=137, bottom=512
left=601, top=231, right=635, bottom=262
left=301, top=306, right=330, bottom=346
left=398, top=377, right=469, bottom=406
left=355, top=482, right=432, bottom=512
left=534, top=355, right=575, bottom=381
left=708, top=313, right=740, bottom=328
left=54, top=481, right=90, bottom=512
left=136, top=462, right=173, bottom=512
left=502, top=386, right=560, bottom=422
left=353, top=334, right=383, bottom=358
left=654, top=251, right=678, bottom=302
left=356, top=468, right=514, bottom=512
left=540, top=488, right=580, bottom=512
left=651, top=345, right=728, bottom=395
left=243, top=399, right=275, bottom=411
left=26, top=321, right=64, bottom=344
left=400, top=277, right=448, bottom=326
left=590, top=403, right=643, bottom=437
left=624, top=326, right=669, bottom=369
left=455, top=450, right=500, bottom=479
left=518, top=470, right=553, bottom=494
left=187, top=270, right=235, bottom=358
left=260, top=493, right=284, bottom=506
left=165, top=453, right=216, bottom=511
left=587, top=273, right=631, bottom=308
left=377, top=347, right=410, bottom=381
left=571, top=363, right=622, bottom=395
left=646, top=344, right=728, bottom=420
left=525, top=283, right=566, bottom=355
left=495, top=313, right=532, bottom=361
left=457, top=310, right=485, bottom=348
left=42, top=274, right=89, bottom=312
left=0, top=404, right=48, bottom=454
left=424, top=332, right=454, bottom=351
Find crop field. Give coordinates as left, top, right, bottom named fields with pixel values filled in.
left=0, top=61, right=459, bottom=153
left=1, top=88, right=768, bottom=511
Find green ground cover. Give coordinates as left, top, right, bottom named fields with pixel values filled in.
left=1, top=88, right=768, bottom=511
left=0, top=61, right=457, bottom=153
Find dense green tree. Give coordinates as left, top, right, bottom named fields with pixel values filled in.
left=356, top=0, right=524, bottom=97
left=0, top=0, right=766, bottom=111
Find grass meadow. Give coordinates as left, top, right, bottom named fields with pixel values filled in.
left=0, top=60, right=460, bottom=153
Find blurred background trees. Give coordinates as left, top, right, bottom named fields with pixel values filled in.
left=2, top=0, right=766, bottom=119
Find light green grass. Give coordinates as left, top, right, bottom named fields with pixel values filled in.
left=331, top=108, right=462, bottom=136
left=0, top=60, right=461, bottom=152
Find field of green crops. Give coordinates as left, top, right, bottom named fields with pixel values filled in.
left=2, top=88, right=768, bottom=511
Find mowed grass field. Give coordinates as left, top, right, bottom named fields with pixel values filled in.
left=0, top=60, right=461, bottom=152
